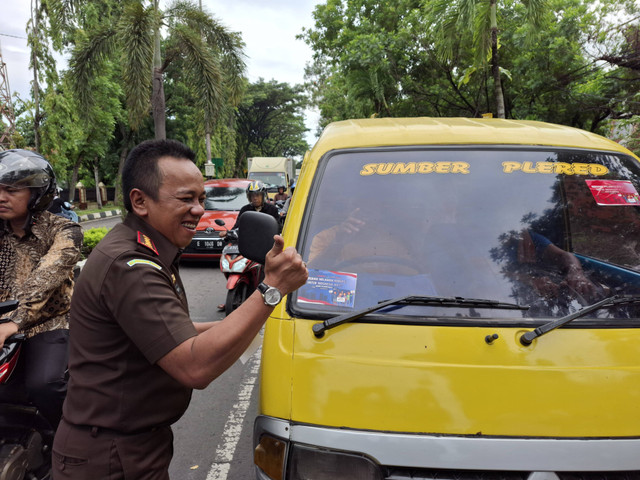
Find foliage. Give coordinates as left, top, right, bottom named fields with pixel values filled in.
left=301, top=0, right=640, bottom=138
left=68, top=0, right=246, bottom=139
left=82, top=227, right=109, bottom=255
left=234, top=79, right=310, bottom=176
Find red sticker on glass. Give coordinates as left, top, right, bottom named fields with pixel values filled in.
left=585, top=180, right=640, bottom=206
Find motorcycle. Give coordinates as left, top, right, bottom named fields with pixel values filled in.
left=274, top=199, right=286, bottom=230
left=215, top=220, right=263, bottom=315
left=58, top=202, right=78, bottom=223
left=0, top=300, right=53, bottom=480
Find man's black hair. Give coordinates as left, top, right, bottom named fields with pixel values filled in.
left=122, top=139, right=196, bottom=212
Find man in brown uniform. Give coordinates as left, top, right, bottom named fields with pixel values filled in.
left=52, top=139, right=308, bottom=479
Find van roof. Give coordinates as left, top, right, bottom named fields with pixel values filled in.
left=310, top=117, right=635, bottom=158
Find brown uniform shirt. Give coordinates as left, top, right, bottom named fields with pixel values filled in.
left=63, top=214, right=198, bottom=433
left=0, top=211, right=82, bottom=337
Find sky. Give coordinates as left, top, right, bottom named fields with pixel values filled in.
left=0, top=0, right=321, bottom=144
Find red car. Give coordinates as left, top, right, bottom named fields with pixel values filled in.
left=181, top=178, right=252, bottom=260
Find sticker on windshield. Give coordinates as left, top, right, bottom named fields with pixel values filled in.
left=585, top=179, right=640, bottom=205
left=297, top=269, right=357, bottom=308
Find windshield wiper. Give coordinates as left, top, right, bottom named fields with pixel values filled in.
left=520, top=294, right=640, bottom=346
left=312, top=295, right=529, bottom=338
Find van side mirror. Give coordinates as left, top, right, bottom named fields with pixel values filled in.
left=238, top=211, right=279, bottom=265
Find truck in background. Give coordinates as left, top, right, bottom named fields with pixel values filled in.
left=247, top=157, right=294, bottom=201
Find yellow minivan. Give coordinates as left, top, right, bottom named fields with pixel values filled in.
left=252, top=118, right=640, bottom=480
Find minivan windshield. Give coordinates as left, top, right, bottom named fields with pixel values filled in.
left=293, top=147, right=640, bottom=322
left=204, top=186, right=246, bottom=211
left=247, top=172, right=287, bottom=192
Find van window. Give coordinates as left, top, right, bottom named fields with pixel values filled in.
left=293, top=147, right=640, bottom=322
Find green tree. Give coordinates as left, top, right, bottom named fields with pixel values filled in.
left=69, top=0, right=245, bottom=139
left=302, top=0, right=638, bottom=132
left=234, top=79, right=309, bottom=176
left=302, top=0, right=425, bottom=122
left=427, top=0, right=546, bottom=118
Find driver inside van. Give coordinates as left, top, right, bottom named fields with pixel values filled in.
left=307, top=205, right=420, bottom=275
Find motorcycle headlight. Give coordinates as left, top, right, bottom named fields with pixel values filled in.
left=287, top=444, right=383, bottom=480
left=221, top=257, right=230, bottom=271
left=231, top=257, right=249, bottom=273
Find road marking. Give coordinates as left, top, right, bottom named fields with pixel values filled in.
left=206, top=347, right=261, bottom=480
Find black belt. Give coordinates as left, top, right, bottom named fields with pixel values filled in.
left=66, top=420, right=163, bottom=438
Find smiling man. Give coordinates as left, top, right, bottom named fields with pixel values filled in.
left=52, top=139, right=308, bottom=480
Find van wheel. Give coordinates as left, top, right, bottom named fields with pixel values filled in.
left=225, top=283, right=250, bottom=315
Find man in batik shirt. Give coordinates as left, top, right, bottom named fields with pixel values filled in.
left=0, top=149, right=83, bottom=429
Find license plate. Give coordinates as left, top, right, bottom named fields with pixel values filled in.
left=196, top=240, right=222, bottom=249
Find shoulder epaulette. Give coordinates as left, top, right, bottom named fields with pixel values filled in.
left=137, top=231, right=159, bottom=255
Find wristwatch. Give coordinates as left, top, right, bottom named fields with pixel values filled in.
left=257, top=282, right=282, bottom=307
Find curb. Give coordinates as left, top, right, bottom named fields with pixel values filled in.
left=78, top=209, right=122, bottom=223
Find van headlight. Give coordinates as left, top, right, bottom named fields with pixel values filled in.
left=254, top=437, right=383, bottom=480
left=287, top=444, right=383, bottom=480
left=254, top=434, right=287, bottom=480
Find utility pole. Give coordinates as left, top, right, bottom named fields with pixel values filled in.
left=0, top=40, right=17, bottom=149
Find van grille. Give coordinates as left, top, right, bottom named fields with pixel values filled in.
left=385, top=469, right=640, bottom=480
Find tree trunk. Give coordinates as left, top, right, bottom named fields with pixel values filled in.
left=490, top=0, right=506, bottom=119
left=94, top=160, right=102, bottom=209
left=152, top=66, right=166, bottom=140
left=152, top=0, right=166, bottom=140
left=31, top=0, right=41, bottom=150
left=115, top=125, right=131, bottom=207
left=69, top=155, right=82, bottom=203
left=205, top=127, right=212, bottom=163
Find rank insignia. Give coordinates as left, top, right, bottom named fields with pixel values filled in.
left=137, top=231, right=159, bottom=255
left=127, top=259, right=162, bottom=270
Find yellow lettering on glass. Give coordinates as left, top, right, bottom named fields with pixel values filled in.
left=360, top=162, right=470, bottom=176
left=501, top=162, right=609, bottom=176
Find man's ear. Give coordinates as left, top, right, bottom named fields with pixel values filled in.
left=129, top=188, right=149, bottom=217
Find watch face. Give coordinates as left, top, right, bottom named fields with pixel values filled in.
left=264, top=287, right=282, bottom=305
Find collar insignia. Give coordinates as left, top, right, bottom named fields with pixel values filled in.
left=137, top=231, right=159, bottom=255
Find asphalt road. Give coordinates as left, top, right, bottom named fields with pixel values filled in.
left=170, top=260, right=261, bottom=480
left=79, top=215, right=260, bottom=479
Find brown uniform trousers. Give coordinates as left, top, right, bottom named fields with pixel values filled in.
left=52, top=418, right=173, bottom=480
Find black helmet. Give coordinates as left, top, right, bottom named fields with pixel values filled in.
left=246, top=180, right=267, bottom=203
left=0, top=149, right=56, bottom=212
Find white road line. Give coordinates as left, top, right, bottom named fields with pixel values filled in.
left=206, top=348, right=262, bottom=480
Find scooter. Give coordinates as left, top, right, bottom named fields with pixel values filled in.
left=215, top=220, right=263, bottom=315
left=58, top=202, right=78, bottom=223
left=0, top=300, right=53, bottom=480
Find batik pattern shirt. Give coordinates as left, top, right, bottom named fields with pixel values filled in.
left=0, top=211, right=83, bottom=337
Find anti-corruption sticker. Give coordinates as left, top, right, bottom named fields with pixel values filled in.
left=585, top=179, right=640, bottom=206
left=297, top=269, right=357, bottom=308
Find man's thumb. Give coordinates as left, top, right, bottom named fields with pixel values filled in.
left=270, top=235, right=284, bottom=255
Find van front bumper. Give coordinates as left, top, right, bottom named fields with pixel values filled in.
left=253, top=415, right=640, bottom=480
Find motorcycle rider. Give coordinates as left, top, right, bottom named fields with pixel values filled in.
left=0, top=149, right=83, bottom=430
left=233, top=180, right=280, bottom=227
left=217, top=180, right=280, bottom=310
left=273, top=185, right=288, bottom=203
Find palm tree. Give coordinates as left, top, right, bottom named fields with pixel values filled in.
left=428, top=0, right=545, bottom=118
left=69, top=0, right=245, bottom=139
